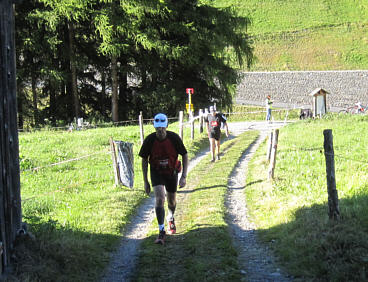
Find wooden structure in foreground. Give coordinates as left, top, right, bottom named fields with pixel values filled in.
left=0, top=0, right=23, bottom=275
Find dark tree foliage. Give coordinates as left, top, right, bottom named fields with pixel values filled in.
left=15, top=0, right=253, bottom=127
left=136, top=0, right=253, bottom=117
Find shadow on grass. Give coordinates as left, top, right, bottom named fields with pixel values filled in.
left=178, top=184, right=227, bottom=194
left=257, top=195, right=368, bottom=281
left=244, top=179, right=264, bottom=187
left=226, top=179, right=264, bottom=191
left=133, top=226, right=242, bottom=282
left=9, top=216, right=121, bottom=282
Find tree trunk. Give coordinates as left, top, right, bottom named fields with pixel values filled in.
left=118, top=61, right=128, bottom=120
left=17, top=86, right=23, bottom=129
left=141, top=65, right=147, bottom=89
left=31, top=72, right=38, bottom=126
left=49, top=79, right=56, bottom=125
left=111, top=55, right=118, bottom=122
left=68, top=20, right=80, bottom=119
left=101, top=69, right=106, bottom=97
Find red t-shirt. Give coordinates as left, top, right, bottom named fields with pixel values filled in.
left=139, top=131, right=187, bottom=174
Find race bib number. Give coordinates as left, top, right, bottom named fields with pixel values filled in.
left=211, top=121, right=218, bottom=127
left=158, top=159, right=169, bottom=168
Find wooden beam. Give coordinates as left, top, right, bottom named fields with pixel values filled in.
left=323, top=129, right=340, bottom=220
left=0, top=0, right=22, bottom=272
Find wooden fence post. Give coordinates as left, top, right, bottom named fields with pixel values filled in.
left=199, top=109, right=203, bottom=133
left=268, top=129, right=279, bottom=180
left=323, top=129, right=340, bottom=220
left=191, top=117, right=195, bottom=140
left=284, top=110, right=289, bottom=125
left=266, top=130, right=273, bottom=162
left=179, top=111, right=183, bottom=140
left=139, top=111, right=144, bottom=145
left=109, top=137, right=120, bottom=186
left=0, top=0, right=22, bottom=274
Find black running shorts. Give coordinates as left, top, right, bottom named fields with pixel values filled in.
left=150, top=168, right=178, bottom=193
left=209, top=130, right=221, bottom=141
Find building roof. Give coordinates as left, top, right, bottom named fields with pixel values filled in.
left=309, top=88, right=329, bottom=96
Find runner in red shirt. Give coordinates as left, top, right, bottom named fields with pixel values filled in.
left=139, top=113, right=188, bottom=245
left=205, top=106, right=229, bottom=162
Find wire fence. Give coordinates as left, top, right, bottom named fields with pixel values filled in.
left=18, top=108, right=296, bottom=178
left=20, top=109, right=368, bottom=205
left=19, top=114, right=189, bottom=204
left=282, top=145, right=368, bottom=166
left=19, top=112, right=186, bottom=133
left=18, top=107, right=293, bottom=133
left=265, top=125, right=368, bottom=184
left=18, top=118, right=143, bottom=133
left=21, top=150, right=111, bottom=173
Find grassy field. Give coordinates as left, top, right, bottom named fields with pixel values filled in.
left=245, top=113, right=368, bottom=280
left=10, top=0, right=368, bottom=279
left=226, top=105, right=300, bottom=122
left=12, top=112, right=368, bottom=280
left=12, top=121, right=210, bottom=281
left=211, top=0, right=368, bottom=71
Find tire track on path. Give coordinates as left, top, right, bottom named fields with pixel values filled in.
left=226, top=122, right=293, bottom=281
left=101, top=136, right=211, bottom=281
left=101, top=121, right=290, bottom=281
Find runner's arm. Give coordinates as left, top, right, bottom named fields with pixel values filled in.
left=205, top=120, right=211, bottom=137
left=141, top=158, right=151, bottom=195
left=224, top=122, right=229, bottom=137
left=179, top=153, right=188, bottom=188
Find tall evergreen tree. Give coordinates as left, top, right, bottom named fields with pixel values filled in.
left=15, top=0, right=253, bottom=126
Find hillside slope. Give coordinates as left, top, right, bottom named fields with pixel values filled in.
left=211, top=0, right=368, bottom=71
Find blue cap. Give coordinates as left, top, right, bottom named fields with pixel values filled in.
left=153, top=113, right=168, bottom=128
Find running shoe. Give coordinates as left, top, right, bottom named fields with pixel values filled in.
left=154, top=230, right=166, bottom=245
left=216, top=155, right=220, bottom=161
left=167, top=220, right=176, bottom=235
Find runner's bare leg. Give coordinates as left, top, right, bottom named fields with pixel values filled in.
left=154, top=185, right=166, bottom=229
left=166, top=191, right=176, bottom=221
left=210, top=138, right=216, bottom=160
left=216, top=139, right=221, bottom=158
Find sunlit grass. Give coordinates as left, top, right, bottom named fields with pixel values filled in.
left=251, top=24, right=368, bottom=71
left=245, top=113, right=368, bottom=280
left=210, top=0, right=368, bottom=71
left=134, top=130, right=259, bottom=281
left=226, top=105, right=300, bottom=122
left=14, top=122, right=209, bottom=281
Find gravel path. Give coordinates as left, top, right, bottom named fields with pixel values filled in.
left=101, top=121, right=292, bottom=282
left=101, top=136, right=211, bottom=282
left=226, top=122, right=293, bottom=281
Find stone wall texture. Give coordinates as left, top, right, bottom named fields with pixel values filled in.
left=235, top=70, right=368, bottom=111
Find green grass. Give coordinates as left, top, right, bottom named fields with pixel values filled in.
left=133, top=130, right=259, bottom=281
left=13, top=112, right=368, bottom=281
left=251, top=23, right=368, bottom=71
left=12, top=122, right=209, bottom=281
left=210, top=0, right=368, bottom=70
left=226, top=105, right=300, bottom=122
left=245, top=113, right=368, bottom=280
left=216, top=0, right=368, bottom=35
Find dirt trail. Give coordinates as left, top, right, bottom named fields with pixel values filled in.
left=101, top=121, right=291, bottom=282
left=226, top=123, right=293, bottom=281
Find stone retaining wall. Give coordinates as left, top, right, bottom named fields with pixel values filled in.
left=235, top=70, right=368, bottom=111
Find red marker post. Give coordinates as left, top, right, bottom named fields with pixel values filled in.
left=186, top=88, right=194, bottom=116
